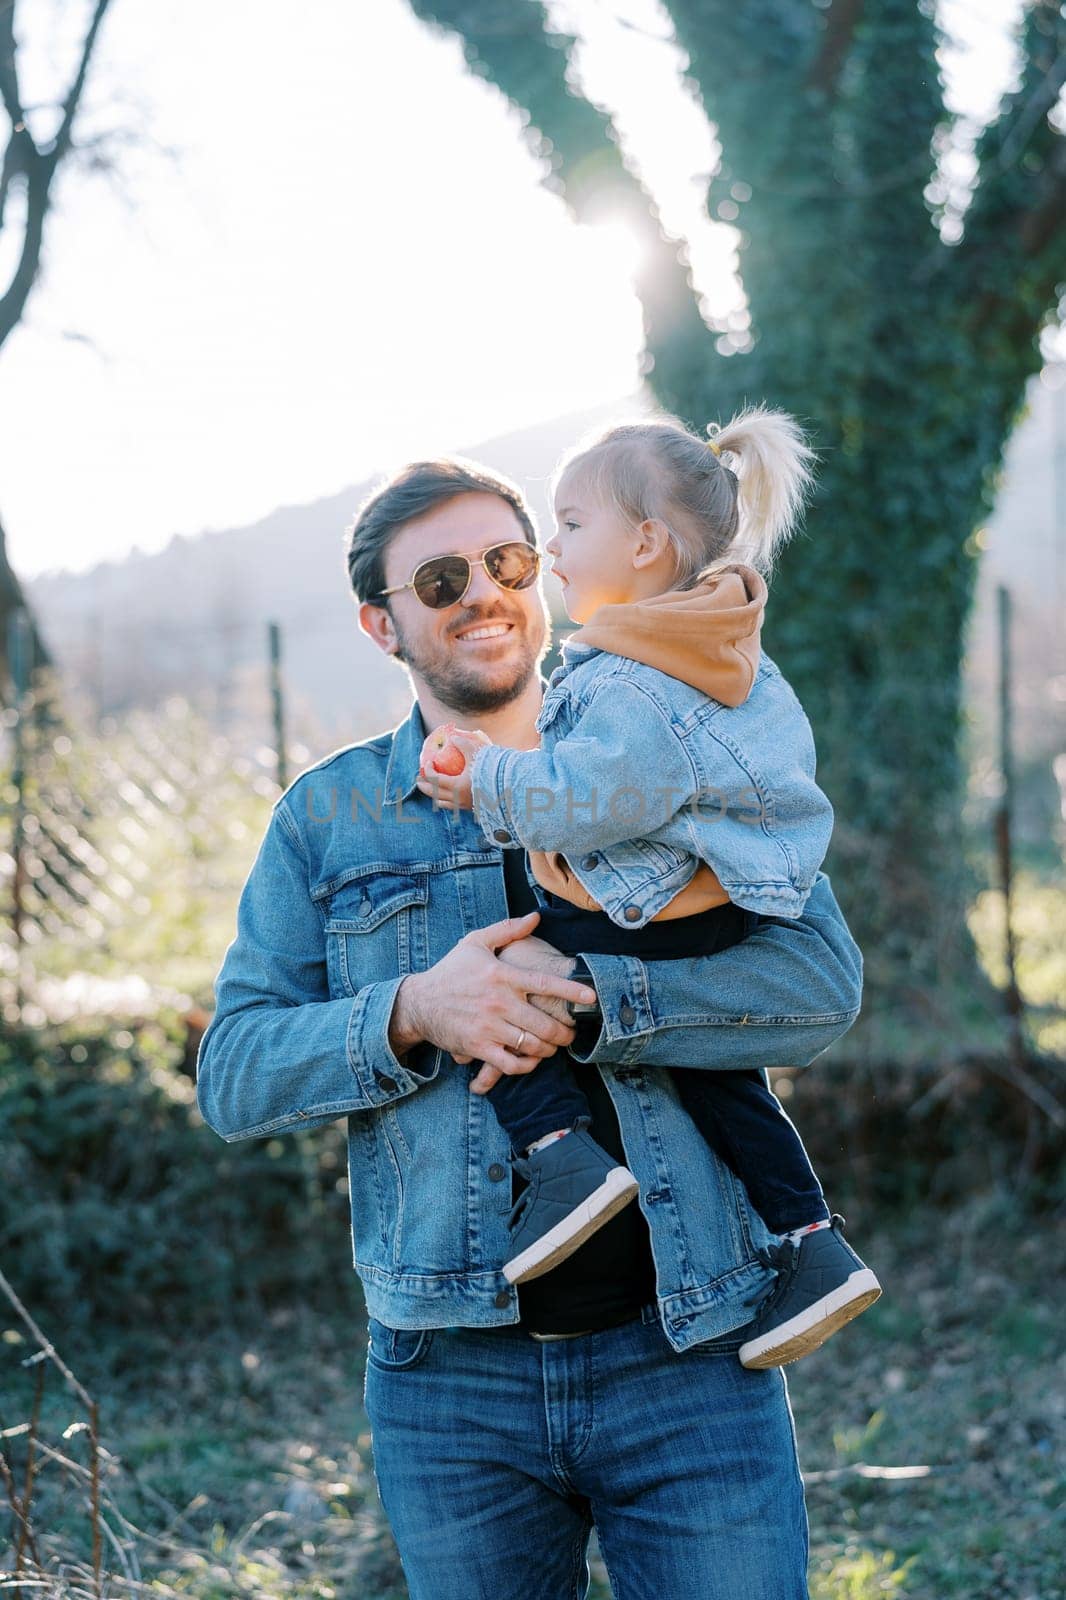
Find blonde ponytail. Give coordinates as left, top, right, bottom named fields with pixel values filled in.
left=701, top=406, right=817, bottom=579
left=553, top=405, right=817, bottom=589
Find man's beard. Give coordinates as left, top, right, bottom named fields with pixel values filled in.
left=390, top=605, right=548, bottom=714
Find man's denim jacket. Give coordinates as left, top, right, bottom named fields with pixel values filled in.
left=472, top=644, right=834, bottom=927
left=197, top=700, right=863, bottom=1353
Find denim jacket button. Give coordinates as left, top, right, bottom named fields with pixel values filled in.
left=492, top=829, right=511, bottom=844
left=359, top=896, right=372, bottom=919
left=494, top=1291, right=510, bottom=1309
left=580, top=853, right=599, bottom=871
left=487, top=1163, right=507, bottom=1182
left=623, top=906, right=641, bottom=923
left=375, top=1073, right=398, bottom=1094
left=619, top=1002, right=637, bottom=1028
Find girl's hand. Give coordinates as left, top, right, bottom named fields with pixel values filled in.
left=416, top=725, right=492, bottom=811
left=469, top=1062, right=504, bottom=1093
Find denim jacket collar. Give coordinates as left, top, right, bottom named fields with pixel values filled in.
left=386, top=677, right=555, bottom=805
left=384, top=702, right=428, bottom=805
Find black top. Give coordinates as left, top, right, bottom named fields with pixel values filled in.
left=501, top=851, right=658, bottom=1334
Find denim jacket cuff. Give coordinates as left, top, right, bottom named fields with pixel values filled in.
left=348, top=977, right=442, bottom=1104
left=565, top=953, right=652, bottom=1066
left=470, top=744, right=524, bottom=846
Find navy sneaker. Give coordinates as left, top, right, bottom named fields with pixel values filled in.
left=501, top=1130, right=640, bottom=1285
left=738, top=1215, right=882, bottom=1370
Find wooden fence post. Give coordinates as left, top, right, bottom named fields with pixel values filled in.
left=995, top=584, right=1026, bottom=1073
left=268, top=620, right=288, bottom=792
left=6, top=606, right=32, bottom=1015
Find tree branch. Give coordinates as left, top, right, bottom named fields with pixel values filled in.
left=807, top=0, right=865, bottom=96
left=50, top=0, right=113, bottom=165
left=951, top=0, right=1066, bottom=369
left=666, top=0, right=830, bottom=195
left=0, top=124, right=22, bottom=229
left=407, top=1, right=711, bottom=395
left=0, top=1, right=28, bottom=133
left=0, top=0, right=34, bottom=233
left=957, top=1, right=1065, bottom=259
left=0, top=0, right=114, bottom=351
left=1020, top=130, right=1066, bottom=257
left=0, top=147, right=47, bottom=347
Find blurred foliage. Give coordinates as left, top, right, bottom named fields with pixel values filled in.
left=969, top=867, right=1066, bottom=1055
left=407, top=0, right=1066, bottom=1042
left=776, top=867, right=1066, bottom=1205
left=783, top=868, right=1066, bottom=1200
left=0, top=1017, right=357, bottom=1337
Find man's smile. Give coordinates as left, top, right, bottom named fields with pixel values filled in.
left=452, top=620, right=517, bottom=643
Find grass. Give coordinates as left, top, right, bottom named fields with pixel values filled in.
left=2, top=1198, right=1062, bottom=1599
left=796, top=1200, right=1064, bottom=1600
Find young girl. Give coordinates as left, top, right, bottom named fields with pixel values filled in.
left=416, top=407, right=881, bottom=1370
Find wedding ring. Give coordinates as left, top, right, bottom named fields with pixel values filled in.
left=514, top=1028, right=527, bottom=1054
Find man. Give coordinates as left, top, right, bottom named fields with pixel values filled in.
left=197, top=457, right=863, bottom=1600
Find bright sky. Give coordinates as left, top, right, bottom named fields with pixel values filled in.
left=0, top=0, right=1028, bottom=578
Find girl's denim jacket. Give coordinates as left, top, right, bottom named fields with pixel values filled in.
left=196, top=701, right=863, bottom=1352
left=471, top=642, right=834, bottom=928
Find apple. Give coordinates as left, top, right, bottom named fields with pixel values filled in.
left=424, top=725, right=467, bottom=776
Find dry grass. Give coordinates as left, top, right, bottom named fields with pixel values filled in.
left=2, top=1197, right=1062, bottom=1599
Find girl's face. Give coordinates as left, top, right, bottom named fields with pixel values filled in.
left=545, top=471, right=644, bottom=624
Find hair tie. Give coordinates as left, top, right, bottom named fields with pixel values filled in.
left=707, top=437, right=722, bottom=458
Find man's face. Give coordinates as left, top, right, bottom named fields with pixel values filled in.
left=376, top=492, right=549, bottom=714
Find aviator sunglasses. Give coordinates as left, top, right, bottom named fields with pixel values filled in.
left=373, top=541, right=541, bottom=610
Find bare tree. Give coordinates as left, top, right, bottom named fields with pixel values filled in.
left=0, top=0, right=114, bottom=352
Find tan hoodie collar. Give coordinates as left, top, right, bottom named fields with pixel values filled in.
left=566, top=563, right=766, bottom=707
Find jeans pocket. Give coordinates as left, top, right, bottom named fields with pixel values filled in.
left=365, top=1316, right=436, bottom=1373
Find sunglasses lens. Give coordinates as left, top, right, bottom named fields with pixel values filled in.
left=408, top=543, right=538, bottom=608
left=485, top=543, right=540, bottom=590
left=413, top=557, right=470, bottom=609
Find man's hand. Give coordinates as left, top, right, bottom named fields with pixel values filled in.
left=387, top=912, right=598, bottom=1082
left=467, top=932, right=594, bottom=1094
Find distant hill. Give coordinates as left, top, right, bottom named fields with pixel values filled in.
left=27, top=383, right=1064, bottom=774
left=27, top=398, right=638, bottom=752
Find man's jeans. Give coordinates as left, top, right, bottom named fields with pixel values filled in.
left=364, top=1307, right=810, bottom=1600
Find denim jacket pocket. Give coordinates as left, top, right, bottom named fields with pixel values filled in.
left=365, top=1317, right=436, bottom=1372
left=321, top=869, right=430, bottom=996
left=533, top=687, right=570, bottom=737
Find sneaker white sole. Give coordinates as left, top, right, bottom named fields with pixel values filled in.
left=739, top=1268, right=882, bottom=1370
left=502, top=1167, right=641, bottom=1285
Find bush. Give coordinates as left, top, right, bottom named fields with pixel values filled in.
left=0, top=1019, right=357, bottom=1337
left=780, top=1052, right=1065, bottom=1213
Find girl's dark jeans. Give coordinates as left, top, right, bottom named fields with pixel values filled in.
left=487, top=893, right=829, bottom=1235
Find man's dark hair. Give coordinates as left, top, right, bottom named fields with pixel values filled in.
left=346, top=457, right=538, bottom=604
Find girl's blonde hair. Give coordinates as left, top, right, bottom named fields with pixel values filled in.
left=553, top=406, right=817, bottom=585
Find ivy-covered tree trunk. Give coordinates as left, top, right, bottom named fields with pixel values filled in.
left=408, top=0, right=1065, bottom=1043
